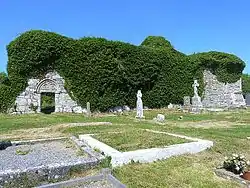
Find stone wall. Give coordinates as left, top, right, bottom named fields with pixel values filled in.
left=9, top=72, right=84, bottom=114
left=202, top=70, right=246, bottom=108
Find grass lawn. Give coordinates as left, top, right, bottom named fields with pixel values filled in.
left=93, top=130, right=189, bottom=152
left=1, top=109, right=250, bottom=187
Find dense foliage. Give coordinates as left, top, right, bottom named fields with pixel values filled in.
left=242, top=74, right=250, bottom=95
left=0, top=30, right=245, bottom=112
left=141, top=36, right=174, bottom=49
left=189, top=51, right=245, bottom=83
left=0, top=72, right=9, bottom=85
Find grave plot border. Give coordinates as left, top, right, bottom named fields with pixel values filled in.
left=79, top=129, right=213, bottom=167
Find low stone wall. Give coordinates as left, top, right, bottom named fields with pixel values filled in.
left=37, top=168, right=126, bottom=188
left=0, top=160, right=99, bottom=187
left=79, top=129, right=213, bottom=167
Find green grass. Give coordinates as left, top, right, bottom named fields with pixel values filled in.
left=0, top=113, right=132, bottom=133
left=15, top=149, right=30, bottom=155
left=1, top=109, right=250, bottom=187
left=93, top=130, right=189, bottom=152
left=113, top=154, right=239, bottom=188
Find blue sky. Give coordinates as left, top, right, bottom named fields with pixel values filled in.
left=1, top=0, right=250, bottom=73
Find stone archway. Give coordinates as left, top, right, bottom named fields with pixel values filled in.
left=10, top=72, right=84, bottom=114
left=35, top=78, right=59, bottom=113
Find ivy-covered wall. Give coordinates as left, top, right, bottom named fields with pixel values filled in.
left=0, top=30, right=246, bottom=112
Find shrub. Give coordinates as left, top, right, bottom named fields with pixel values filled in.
left=223, top=154, right=250, bottom=174
left=0, top=30, right=245, bottom=112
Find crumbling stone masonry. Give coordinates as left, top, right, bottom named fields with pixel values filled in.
left=202, top=70, right=246, bottom=108
left=9, top=72, right=84, bottom=114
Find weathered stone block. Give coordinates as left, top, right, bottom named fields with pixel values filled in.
left=183, top=96, right=191, bottom=107
left=73, top=106, right=83, bottom=113
left=154, top=114, right=165, bottom=122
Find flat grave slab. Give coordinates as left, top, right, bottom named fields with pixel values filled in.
left=0, top=139, right=100, bottom=187
left=0, top=140, right=90, bottom=172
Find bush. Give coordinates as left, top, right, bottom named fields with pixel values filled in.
left=223, top=154, right=250, bottom=174
left=0, top=30, right=245, bottom=112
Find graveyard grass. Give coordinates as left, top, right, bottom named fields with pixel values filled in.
left=93, top=130, right=190, bottom=152
left=1, top=109, right=250, bottom=188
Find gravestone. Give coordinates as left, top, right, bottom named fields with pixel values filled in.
left=135, top=90, right=144, bottom=119
left=87, top=102, right=91, bottom=116
left=183, top=96, right=191, bottom=112
left=245, top=93, right=250, bottom=106
left=154, top=114, right=165, bottom=122
left=183, top=96, right=191, bottom=107
left=191, top=80, right=203, bottom=113
left=167, top=103, right=173, bottom=109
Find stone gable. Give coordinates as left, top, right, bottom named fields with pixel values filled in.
left=202, top=70, right=246, bottom=108
left=9, top=72, right=84, bottom=114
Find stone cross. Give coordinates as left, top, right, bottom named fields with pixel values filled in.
left=136, top=90, right=144, bottom=118
left=192, top=80, right=199, bottom=97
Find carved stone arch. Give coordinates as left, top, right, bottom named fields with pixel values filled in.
left=35, top=79, right=60, bottom=94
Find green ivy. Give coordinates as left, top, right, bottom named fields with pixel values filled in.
left=0, top=30, right=245, bottom=112
left=189, top=51, right=245, bottom=83
left=242, top=74, right=250, bottom=95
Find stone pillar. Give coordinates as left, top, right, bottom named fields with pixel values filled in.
left=183, top=96, right=191, bottom=111
left=37, top=93, right=41, bottom=113
left=87, top=102, right=91, bottom=116
left=54, top=93, right=60, bottom=112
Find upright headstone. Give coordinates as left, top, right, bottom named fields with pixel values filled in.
left=154, top=114, right=165, bottom=122
left=245, top=93, right=250, bottom=106
left=183, top=96, right=191, bottom=112
left=183, top=96, right=191, bottom=108
left=167, top=103, right=173, bottom=109
left=135, top=90, right=144, bottom=118
left=191, top=80, right=203, bottom=113
left=87, top=102, right=91, bottom=116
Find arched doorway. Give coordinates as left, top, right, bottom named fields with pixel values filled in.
left=35, top=78, right=60, bottom=114
left=10, top=72, right=84, bottom=114
left=41, top=92, right=55, bottom=114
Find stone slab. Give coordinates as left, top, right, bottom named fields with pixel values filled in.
left=0, top=139, right=100, bottom=187
left=36, top=168, right=126, bottom=188
left=214, top=168, right=250, bottom=186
